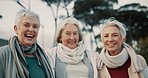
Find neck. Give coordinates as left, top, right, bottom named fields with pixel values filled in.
left=24, top=53, right=35, bottom=57
left=108, top=47, right=123, bottom=56
left=109, top=51, right=121, bottom=56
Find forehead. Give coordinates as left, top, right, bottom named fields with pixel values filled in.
left=103, top=25, right=120, bottom=34
left=63, top=23, right=78, bottom=31
left=21, top=16, right=40, bottom=24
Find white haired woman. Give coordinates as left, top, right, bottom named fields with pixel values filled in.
left=46, top=17, right=98, bottom=78
left=97, top=17, right=148, bottom=78
left=0, top=9, right=54, bottom=78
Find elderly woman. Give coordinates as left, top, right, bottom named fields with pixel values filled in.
left=97, top=17, right=148, bottom=78
left=0, top=9, right=54, bottom=78
left=46, top=17, right=98, bottom=78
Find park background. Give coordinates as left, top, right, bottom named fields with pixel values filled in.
left=0, top=0, right=148, bottom=64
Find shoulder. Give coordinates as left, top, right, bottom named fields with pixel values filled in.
left=45, top=47, right=57, bottom=60
left=85, top=50, right=99, bottom=60
left=0, top=45, right=11, bottom=64
left=0, top=45, right=9, bottom=51
left=0, top=45, right=10, bottom=56
left=86, top=49, right=99, bottom=55
left=45, top=47, right=58, bottom=67
left=45, top=47, right=57, bottom=55
left=136, top=54, right=147, bottom=67
left=137, top=55, right=148, bottom=78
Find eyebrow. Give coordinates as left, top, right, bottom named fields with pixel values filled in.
left=103, top=32, right=120, bottom=35
left=22, top=22, right=39, bottom=25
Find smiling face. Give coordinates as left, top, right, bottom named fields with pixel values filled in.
left=102, top=25, right=125, bottom=56
left=14, top=16, right=40, bottom=46
left=60, top=23, right=79, bottom=49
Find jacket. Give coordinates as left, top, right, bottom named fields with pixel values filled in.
left=98, top=55, right=147, bottom=78
left=0, top=44, right=54, bottom=78
left=45, top=47, right=98, bottom=78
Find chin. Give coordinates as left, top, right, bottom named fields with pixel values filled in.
left=25, top=41, right=34, bottom=46
left=107, top=48, right=115, bottom=52
left=69, top=46, right=76, bottom=49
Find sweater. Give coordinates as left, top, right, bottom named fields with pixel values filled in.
left=98, top=55, right=147, bottom=78
left=107, top=58, right=131, bottom=78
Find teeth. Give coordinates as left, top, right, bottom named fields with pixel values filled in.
left=108, top=44, right=114, bottom=47
left=25, top=34, right=34, bottom=38
left=26, top=34, right=33, bottom=37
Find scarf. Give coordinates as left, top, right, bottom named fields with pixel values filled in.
left=21, top=44, right=36, bottom=54
left=97, top=43, right=143, bottom=73
left=56, top=42, right=86, bottom=64
left=9, top=36, right=54, bottom=78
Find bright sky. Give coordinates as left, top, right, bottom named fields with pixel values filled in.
left=0, top=0, right=148, bottom=50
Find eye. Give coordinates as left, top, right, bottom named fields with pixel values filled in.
left=113, top=34, right=118, bottom=37
left=23, top=23, right=30, bottom=27
left=33, top=25, right=39, bottom=29
left=104, top=35, right=108, bottom=37
left=73, top=32, right=78, bottom=35
left=66, top=32, right=71, bottom=35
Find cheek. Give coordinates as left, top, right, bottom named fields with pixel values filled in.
left=62, top=39, right=68, bottom=46
left=76, top=34, right=80, bottom=40
left=34, top=29, right=39, bottom=34
left=117, top=37, right=123, bottom=43
left=76, top=36, right=79, bottom=41
left=102, top=38, right=107, bottom=44
left=61, top=37, right=68, bottom=43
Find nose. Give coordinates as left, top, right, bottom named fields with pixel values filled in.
left=28, top=26, right=34, bottom=32
left=70, top=34, right=74, bottom=39
left=108, top=36, right=113, bottom=41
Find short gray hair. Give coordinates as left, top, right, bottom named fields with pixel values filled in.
left=15, top=9, right=40, bottom=26
left=100, top=17, right=126, bottom=41
left=56, top=17, right=83, bottom=43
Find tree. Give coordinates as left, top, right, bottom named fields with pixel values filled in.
left=115, top=3, right=148, bottom=45
left=39, top=1, right=148, bottom=64
left=116, top=3, right=148, bottom=64
left=73, top=0, right=118, bottom=51
left=74, top=2, right=148, bottom=63
left=42, top=0, right=73, bottom=46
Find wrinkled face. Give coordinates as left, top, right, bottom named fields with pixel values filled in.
left=14, top=16, right=40, bottom=46
left=61, top=24, right=79, bottom=49
left=102, top=25, right=125, bottom=56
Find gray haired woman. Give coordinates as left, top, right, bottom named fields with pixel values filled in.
left=46, top=17, right=98, bottom=78
left=97, top=17, right=148, bottom=78
left=0, top=9, right=54, bottom=78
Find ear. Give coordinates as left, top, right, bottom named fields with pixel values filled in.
left=14, top=25, right=18, bottom=34
left=59, top=38, right=62, bottom=43
left=122, top=37, right=126, bottom=44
